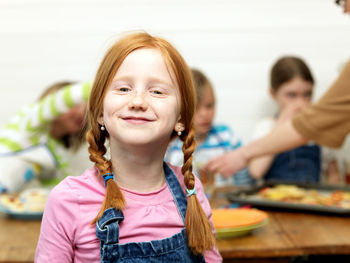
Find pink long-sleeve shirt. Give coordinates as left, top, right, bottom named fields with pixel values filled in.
left=35, top=165, right=222, bottom=262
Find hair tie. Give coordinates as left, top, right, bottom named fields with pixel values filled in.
left=186, top=187, right=196, bottom=197
left=102, top=173, right=114, bottom=187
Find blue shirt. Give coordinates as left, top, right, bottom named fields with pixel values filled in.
left=165, top=124, right=253, bottom=186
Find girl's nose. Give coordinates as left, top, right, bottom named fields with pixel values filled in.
left=128, top=92, right=147, bottom=111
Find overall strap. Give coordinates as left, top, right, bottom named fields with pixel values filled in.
left=96, top=208, right=124, bottom=244
left=163, top=162, right=187, bottom=223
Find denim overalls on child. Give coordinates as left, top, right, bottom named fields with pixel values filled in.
left=96, top=163, right=206, bottom=263
left=264, top=145, right=321, bottom=183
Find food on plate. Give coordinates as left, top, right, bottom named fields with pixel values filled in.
left=0, top=194, right=25, bottom=212
left=258, top=184, right=350, bottom=208
left=20, top=188, right=49, bottom=212
left=0, top=188, right=49, bottom=213
left=260, top=185, right=305, bottom=201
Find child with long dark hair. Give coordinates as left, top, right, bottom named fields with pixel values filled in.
left=249, top=56, right=340, bottom=183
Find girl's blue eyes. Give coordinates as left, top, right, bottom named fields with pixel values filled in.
left=119, top=87, right=130, bottom=92
left=114, top=87, right=165, bottom=95
left=151, top=90, right=163, bottom=95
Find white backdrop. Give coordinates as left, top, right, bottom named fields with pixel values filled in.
left=1, top=0, right=350, bottom=164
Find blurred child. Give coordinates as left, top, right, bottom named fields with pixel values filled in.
left=249, top=56, right=341, bottom=184
left=0, top=81, right=91, bottom=192
left=36, top=32, right=222, bottom=262
left=165, top=68, right=253, bottom=186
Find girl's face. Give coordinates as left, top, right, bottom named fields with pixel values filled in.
left=100, top=48, right=182, bottom=148
left=193, top=87, right=215, bottom=138
left=271, top=76, right=313, bottom=111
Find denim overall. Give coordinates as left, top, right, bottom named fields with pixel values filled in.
left=96, top=163, right=205, bottom=263
left=264, top=145, right=321, bottom=183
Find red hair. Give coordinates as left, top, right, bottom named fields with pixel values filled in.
left=86, top=32, right=215, bottom=254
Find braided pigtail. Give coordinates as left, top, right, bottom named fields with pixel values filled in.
left=87, top=128, right=125, bottom=224
left=181, top=127, right=216, bottom=254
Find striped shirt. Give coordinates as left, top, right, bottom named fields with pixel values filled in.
left=165, top=124, right=253, bottom=186
left=0, top=82, right=91, bottom=186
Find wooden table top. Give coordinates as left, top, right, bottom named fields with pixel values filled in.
left=217, top=211, right=350, bottom=259
left=2, top=189, right=350, bottom=262
left=0, top=214, right=41, bottom=263
left=210, top=186, right=350, bottom=260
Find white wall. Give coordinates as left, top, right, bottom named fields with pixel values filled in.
left=1, top=0, right=350, bottom=154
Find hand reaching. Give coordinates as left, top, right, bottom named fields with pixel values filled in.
left=203, top=148, right=248, bottom=178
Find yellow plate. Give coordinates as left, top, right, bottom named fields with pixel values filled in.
left=212, top=208, right=268, bottom=229
left=216, top=219, right=268, bottom=239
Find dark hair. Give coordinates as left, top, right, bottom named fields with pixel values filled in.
left=191, top=68, right=214, bottom=106
left=270, top=56, right=314, bottom=92
left=335, top=0, right=345, bottom=6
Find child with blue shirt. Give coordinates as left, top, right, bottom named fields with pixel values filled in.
left=165, top=68, right=253, bottom=186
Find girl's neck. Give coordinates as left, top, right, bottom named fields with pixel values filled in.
left=109, top=142, right=167, bottom=192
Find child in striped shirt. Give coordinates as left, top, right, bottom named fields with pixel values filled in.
left=165, top=69, right=253, bottom=187
left=0, top=81, right=91, bottom=192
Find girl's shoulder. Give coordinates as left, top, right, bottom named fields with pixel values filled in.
left=206, top=124, right=233, bottom=142
left=207, top=124, right=242, bottom=149
left=210, top=124, right=232, bottom=133
left=49, top=167, right=105, bottom=205
left=167, top=137, right=183, bottom=150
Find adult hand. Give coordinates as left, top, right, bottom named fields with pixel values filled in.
left=203, top=147, right=248, bottom=178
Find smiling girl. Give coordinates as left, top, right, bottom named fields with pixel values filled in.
left=35, top=32, right=222, bottom=263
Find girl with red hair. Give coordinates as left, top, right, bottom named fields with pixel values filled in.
left=36, top=32, right=222, bottom=262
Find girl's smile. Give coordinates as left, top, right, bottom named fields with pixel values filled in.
left=121, top=115, right=155, bottom=124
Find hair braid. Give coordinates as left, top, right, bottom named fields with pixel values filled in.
left=181, top=127, right=216, bottom=255
left=87, top=129, right=125, bottom=224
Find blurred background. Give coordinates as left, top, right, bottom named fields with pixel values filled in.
left=0, top=0, right=349, bottom=164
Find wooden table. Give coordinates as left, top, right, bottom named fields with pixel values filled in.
left=2, top=195, right=350, bottom=263
left=211, top=187, right=350, bottom=262
left=0, top=213, right=41, bottom=263
left=217, top=211, right=350, bottom=262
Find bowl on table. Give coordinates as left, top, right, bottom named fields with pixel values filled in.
left=212, top=208, right=268, bottom=238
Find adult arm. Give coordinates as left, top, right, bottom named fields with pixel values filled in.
left=205, top=59, right=350, bottom=177
left=249, top=155, right=275, bottom=179
left=248, top=101, right=308, bottom=179
left=292, top=59, right=350, bottom=148
left=204, top=120, right=307, bottom=177
left=247, top=118, right=276, bottom=179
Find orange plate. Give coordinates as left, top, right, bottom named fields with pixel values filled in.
left=212, top=208, right=268, bottom=229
